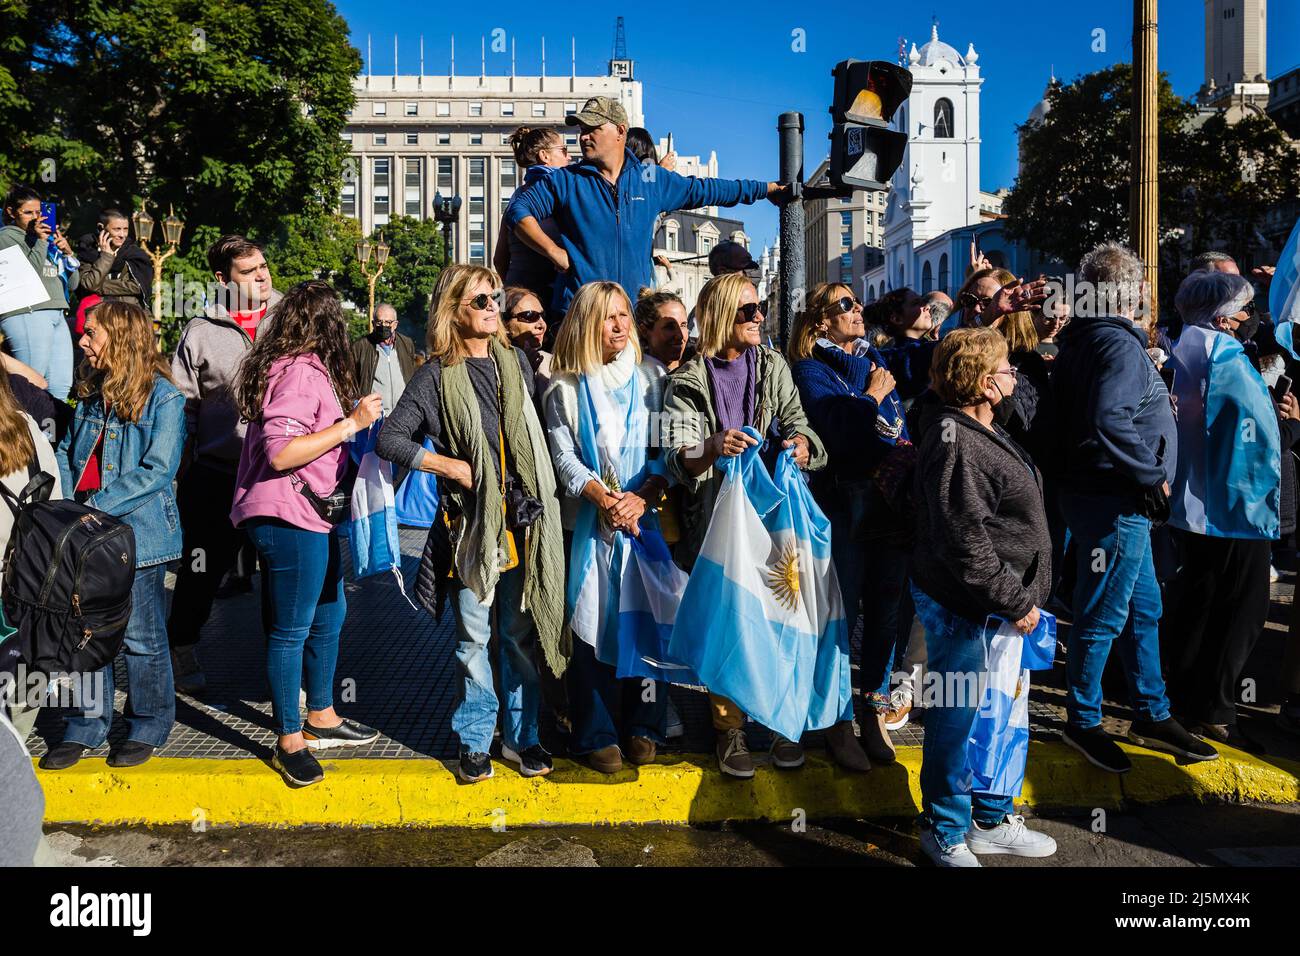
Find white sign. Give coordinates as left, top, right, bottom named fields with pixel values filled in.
left=0, top=245, right=47, bottom=314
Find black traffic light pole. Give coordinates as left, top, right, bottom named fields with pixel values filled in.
left=777, top=111, right=805, bottom=351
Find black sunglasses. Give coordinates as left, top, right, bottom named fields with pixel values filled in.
left=506, top=309, right=545, bottom=323
left=735, top=302, right=765, bottom=322
left=465, top=290, right=504, bottom=311
left=830, top=295, right=862, bottom=315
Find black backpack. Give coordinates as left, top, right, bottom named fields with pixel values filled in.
left=0, top=462, right=136, bottom=675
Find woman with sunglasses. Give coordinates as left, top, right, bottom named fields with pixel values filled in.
left=663, top=272, right=826, bottom=778
left=377, top=265, right=565, bottom=784
left=786, top=283, right=911, bottom=770
left=502, top=286, right=553, bottom=390
left=494, top=128, right=571, bottom=316
left=955, top=268, right=1049, bottom=330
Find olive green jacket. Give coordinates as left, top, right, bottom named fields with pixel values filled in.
left=662, top=345, right=827, bottom=567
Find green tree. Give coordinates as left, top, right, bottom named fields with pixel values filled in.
left=335, top=216, right=444, bottom=326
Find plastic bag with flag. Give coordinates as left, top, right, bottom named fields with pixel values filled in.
left=966, top=610, right=1057, bottom=799
left=667, top=426, right=851, bottom=742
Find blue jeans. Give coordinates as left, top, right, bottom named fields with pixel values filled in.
left=911, top=586, right=1015, bottom=850
left=63, top=564, right=175, bottom=749
left=247, top=519, right=345, bottom=736
left=1059, top=492, right=1171, bottom=728
left=1, top=308, right=74, bottom=401
left=823, top=481, right=908, bottom=716
left=567, top=639, right=667, bottom=754
left=449, top=564, right=541, bottom=754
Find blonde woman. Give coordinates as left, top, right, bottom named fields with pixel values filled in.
left=543, top=281, right=673, bottom=773
left=663, top=272, right=826, bottom=777
left=44, top=301, right=187, bottom=770
left=376, top=264, right=565, bottom=783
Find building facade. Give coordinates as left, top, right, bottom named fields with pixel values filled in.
left=651, top=209, right=748, bottom=315
left=803, top=157, right=888, bottom=290
left=340, top=57, right=644, bottom=264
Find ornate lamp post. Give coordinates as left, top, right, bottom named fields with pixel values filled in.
left=133, top=203, right=184, bottom=340
left=432, top=191, right=462, bottom=268
left=356, top=231, right=390, bottom=324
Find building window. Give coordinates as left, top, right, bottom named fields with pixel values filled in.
left=469, top=101, right=483, bottom=117
left=404, top=158, right=422, bottom=217
left=839, top=195, right=852, bottom=204
left=437, top=132, right=451, bottom=145
left=341, top=131, right=353, bottom=142
left=501, top=102, right=515, bottom=117
left=531, top=101, right=546, bottom=117
left=373, top=102, right=387, bottom=116
left=499, top=159, right=516, bottom=214
left=841, top=230, right=852, bottom=249
left=700, top=236, right=713, bottom=256
left=404, top=102, right=417, bottom=116
left=564, top=102, right=577, bottom=116
left=373, top=133, right=387, bottom=146
left=501, top=133, right=511, bottom=145
left=938, top=253, right=950, bottom=293
left=340, top=180, right=356, bottom=218
left=934, top=98, right=954, bottom=138
left=840, top=253, right=852, bottom=283
left=372, top=157, right=390, bottom=224
left=563, top=133, right=578, bottom=146
left=469, top=133, right=482, bottom=145
left=436, top=102, right=450, bottom=117
left=665, top=221, right=679, bottom=252
left=436, top=157, right=454, bottom=191
left=922, top=260, right=933, bottom=293
left=840, top=211, right=852, bottom=228
left=405, top=132, right=418, bottom=145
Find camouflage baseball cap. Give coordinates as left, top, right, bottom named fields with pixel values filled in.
left=566, top=95, right=629, bottom=129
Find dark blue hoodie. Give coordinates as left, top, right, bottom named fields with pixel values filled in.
left=504, top=148, right=768, bottom=310
left=1051, top=313, right=1177, bottom=497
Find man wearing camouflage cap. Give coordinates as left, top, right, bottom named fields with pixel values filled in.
left=504, top=95, right=788, bottom=312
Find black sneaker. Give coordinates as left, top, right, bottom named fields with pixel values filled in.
left=1128, top=717, right=1219, bottom=761
left=1191, top=721, right=1267, bottom=755
left=39, top=742, right=89, bottom=771
left=458, top=748, right=494, bottom=783
left=302, top=717, right=380, bottom=750
left=107, top=740, right=156, bottom=768
left=271, top=745, right=324, bottom=787
left=500, top=744, right=553, bottom=778
left=1062, top=724, right=1131, bottom=773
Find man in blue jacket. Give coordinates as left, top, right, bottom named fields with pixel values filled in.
left=1052, top=241, right=1217, bottom=773
left=504, top=96, right=786, bottom=311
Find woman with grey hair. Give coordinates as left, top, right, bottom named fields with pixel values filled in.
left=1159, top=269, right=1285, bottom=753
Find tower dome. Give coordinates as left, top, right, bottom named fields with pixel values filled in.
left=915, top=23, right=965, bottom=68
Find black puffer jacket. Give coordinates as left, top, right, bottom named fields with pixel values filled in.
left=910, top=407, right=1052, bottom=623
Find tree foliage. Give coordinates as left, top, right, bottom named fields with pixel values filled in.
left=335, top=216, right=445, bottom=325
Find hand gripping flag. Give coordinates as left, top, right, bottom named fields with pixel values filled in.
left=345, top=420, right=418, bottom=609
left=394, top=437, right=441, bottom=529
left=1272, top=216, right=1300, bottom=358
left=667, top=426, right=851, bottom=742
left=967, top=611, right=1056, bottom=799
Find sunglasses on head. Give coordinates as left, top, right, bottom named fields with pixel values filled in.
left=507, top=309, right=545, bottom=323
left=465, top=290, right=504, bottom=311
left=735, top=302, right=764, bottom=322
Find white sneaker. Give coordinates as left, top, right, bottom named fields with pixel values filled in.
left=919, top=827, right=980, bottom=867
left=965, top=815, right=1057, bottom=858
left=884, top=688, right=913, bottom=731
left=665, top=696, right=684, bottom=738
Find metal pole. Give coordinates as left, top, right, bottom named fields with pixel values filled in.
left=777, top=111, right=804, bottom=350
left=1130, top=0, right=1158, bottom=322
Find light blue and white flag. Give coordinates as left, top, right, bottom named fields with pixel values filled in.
left=345, top=420, right=417, bottom=608
left=609, top=529, right=700, bottom=686
left=1170, top=324, right=1281, bottom=540
left=1272, top=216, right=1300, bottom=357
left=394, top=436, right=440, bottom=528
left=667, top=426, right=851, bottom=742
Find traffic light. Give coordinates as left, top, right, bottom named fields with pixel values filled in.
left=828, top=59, right=912, bottom=191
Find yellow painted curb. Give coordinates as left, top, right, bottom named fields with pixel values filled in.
left=35, top=742, right=1299, bottom=828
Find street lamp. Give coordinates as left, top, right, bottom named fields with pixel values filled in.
left=356, top=231, right=389, bottom=324
left=432, top=191, right=462, bottom=268
left=133, top=202, right=184, bottom=343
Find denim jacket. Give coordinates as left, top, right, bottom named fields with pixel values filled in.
left=57, top=375, right=188, bottom=567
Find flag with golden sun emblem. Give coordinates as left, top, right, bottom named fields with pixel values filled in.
left=667, top=427, right=850, bottom=741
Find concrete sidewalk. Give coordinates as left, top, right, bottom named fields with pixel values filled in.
left=27, top=528, right=1300, bottom=826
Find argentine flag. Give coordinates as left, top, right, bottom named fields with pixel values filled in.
left=394, top=436, right=440, bottom=528
left=607, top=529, right=701, bottom=686
left=668, top=426, right=851, bottom=742
left=345, top=420, right=402, bottom=580
left=967, top=611, right=1056, bottom=799
left=1273, top=216, right=1300, bottom=357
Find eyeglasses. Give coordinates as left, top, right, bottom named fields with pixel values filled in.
left=735, top=302, right=765, bottom=323
left=1242, top=301, right=1258, bottom=317
left=829, top=295, right=862, bottom=316
left=464, top=290, right=504, bottom=311
left=507, top=309, right=545, bottom=323
left=992, top=366, right=1016, bottom=378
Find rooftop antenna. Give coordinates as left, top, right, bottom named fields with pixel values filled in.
left=393, top=35, right=398, bottom=88
left=571, top=36, right=576, bottom=78
left=367, top=34, right=372, bottom=78
left=541, top=36, right=546, bottom=78
left=612, top=15, right=627, bottom=60
left=450, top=34, right=455, bottom=77
left=419, top=35, right=424, bottom=87
left=480, top=35, right=485, bottom=78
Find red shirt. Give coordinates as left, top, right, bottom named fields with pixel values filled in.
left=76, top=419, right=109, bottom=493
left=232, top=304, right=268, bottom=341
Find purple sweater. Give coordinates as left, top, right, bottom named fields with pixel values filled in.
left=231, top=354, right=348, bottom=534
left=706, top=348, right=755, bottom=431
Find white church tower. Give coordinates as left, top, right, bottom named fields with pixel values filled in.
left=882, top=22, right=983, bottom=289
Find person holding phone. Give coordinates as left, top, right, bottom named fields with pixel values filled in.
left=909, top=328, right=1057, bottom=867
left=75, top=208, right=151, bottom=312
left=230, top=281, right=383, bottom=787
left=0, top=185, right=78, bottom=401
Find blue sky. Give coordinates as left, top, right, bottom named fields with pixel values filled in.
left=336, top=1, right=1300, bottom=251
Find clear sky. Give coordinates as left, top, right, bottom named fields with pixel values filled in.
left=336, top=0, right=1300, bottom=252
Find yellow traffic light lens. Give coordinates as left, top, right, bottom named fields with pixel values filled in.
left=849, top=89, right=884, bottom=120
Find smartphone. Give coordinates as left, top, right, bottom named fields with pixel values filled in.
left=1159, top=365, right=1175, bottom=393
left=1272, top=374, right=1293, bottom=403
left=39, top=202, right=57, bottom=230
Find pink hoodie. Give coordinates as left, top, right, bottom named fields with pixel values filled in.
left=230, top=353, right=348, bottom=534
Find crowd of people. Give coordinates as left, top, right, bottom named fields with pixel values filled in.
left=3, top=95, right=1300, bottom=870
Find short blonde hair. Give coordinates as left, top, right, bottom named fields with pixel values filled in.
left=426, top=263, right=508, bottom=365
left=551, top=281, right=640, bottom=375
left=930, top=327, right=1007, bottom=407
left=787, top=283, right=854, bottom=361
left=696, top=272, right=755, bottom=358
